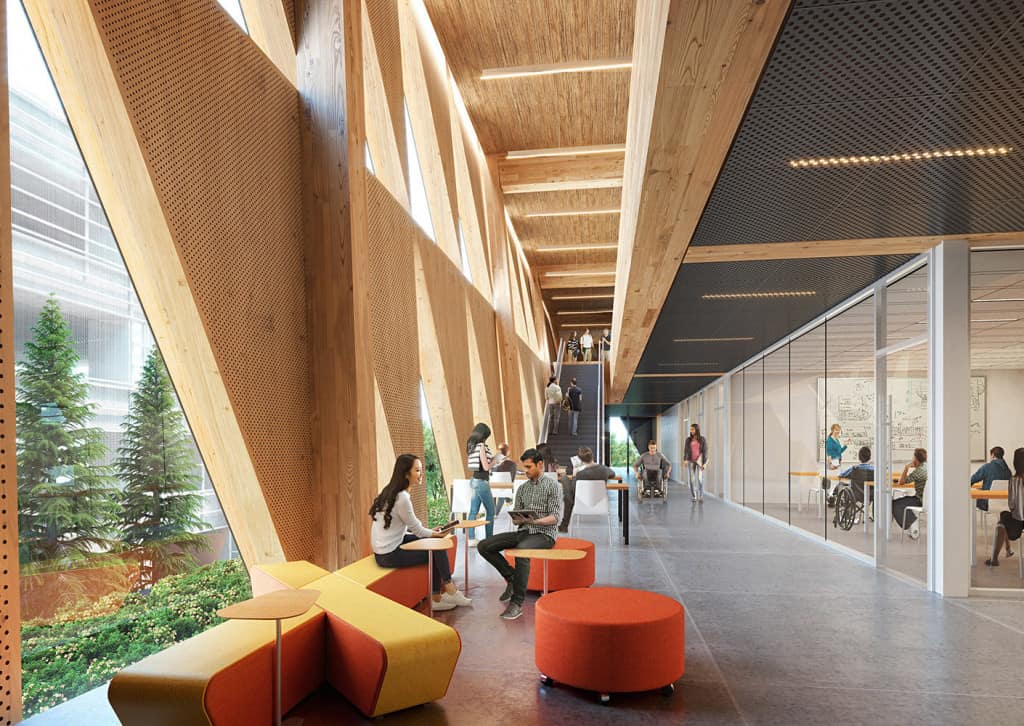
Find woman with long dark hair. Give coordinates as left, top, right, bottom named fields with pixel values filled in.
left=685, top=423, right=709, bottom=502
left=466, top=422, right=494, bottom=542
left=369, top=454, right=471, bottom=610
left=986, top=447, right=1024, bottom=567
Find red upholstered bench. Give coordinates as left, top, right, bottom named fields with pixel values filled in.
left=534, top=587, right=685, bottom=703
left=503, top=537, right=595, bottom=592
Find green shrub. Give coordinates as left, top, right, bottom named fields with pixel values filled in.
left=21, top=558, right=251, bottom=717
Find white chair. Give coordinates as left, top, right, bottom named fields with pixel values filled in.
left=451, top=479, right=473, bottom=520
left=980, top=479, right=1009, bottom=556
left=806, top=484, right=825, bottom=518
left=900, top=505, right=926, bottom=544
left=572, top=480, right=611, bottom=544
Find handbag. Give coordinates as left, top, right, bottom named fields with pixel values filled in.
left=560, top=397, right=571, bottom=412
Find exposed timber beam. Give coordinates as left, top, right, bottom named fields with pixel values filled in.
left=682, top=232, right=1024, bottom=264
left=499, top=153, right=624, bottom=193
left=481, top=57, right=631, bottom=81
left=506, top=143, right=626, bottom=159
left=541, top=274, right=617, bottom=289
left=536, top=262, right=616, bottom=275
left=238, top=0, right=297, bottom=84
left=609, top=0, right=790, bottom=402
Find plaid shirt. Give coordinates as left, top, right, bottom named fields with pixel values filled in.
left=514, top=473, right=562, bottom=538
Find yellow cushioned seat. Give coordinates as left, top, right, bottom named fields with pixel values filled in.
left=251, top=560, right=329, bottom=596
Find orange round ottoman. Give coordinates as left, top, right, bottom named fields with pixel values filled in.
left=503, top=538, right=595, bottom=592
left=535, top=587, right=684, bottom=702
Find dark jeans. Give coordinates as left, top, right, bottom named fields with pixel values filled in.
left=477, top=530, right=555, bottom=605
left=375, top=534, right=451, bottom=594
left=892, top=495, right=923, bottom=530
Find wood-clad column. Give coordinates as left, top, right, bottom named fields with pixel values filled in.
left=297, top=0, right=377, bottom=568
left=0, top=8, right=21, bottom=722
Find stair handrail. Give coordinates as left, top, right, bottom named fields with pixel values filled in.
left=596, top=340, right=606, bottom=464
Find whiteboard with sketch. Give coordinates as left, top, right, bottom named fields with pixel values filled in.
left=817, top=377, right=985, bottom=463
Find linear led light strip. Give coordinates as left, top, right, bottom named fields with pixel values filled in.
left=506, top=144, right=625, bottom=160
left=524, top=209, right=621, bottom=218
left=789, top=146, right=1012, bottom=168
left=481, top=59, right=631, bottom=81
left=702, top=291, right=815, bottom=300
left=559, top=321, right=610, bottom=328
left=673, top=337, right=754, bottom=342
left=551, top=294, right=614, bottom=300
left=972, top=318, right=1021, bottom=323
left=973, top=297, right=1024, bottom=302
left=557, top=309, right=613, bottom=315
left=544, top=271, right=615, bottom=277
left=535, top=244, right=618, bottom=252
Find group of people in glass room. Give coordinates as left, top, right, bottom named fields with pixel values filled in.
left=825, top=424, right=1024, bottom=558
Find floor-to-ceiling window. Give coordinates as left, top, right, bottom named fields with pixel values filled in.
left=10, top=1, right=246, bottom=715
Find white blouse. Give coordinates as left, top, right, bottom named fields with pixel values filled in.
left=370, top=490, right=434, bottom=554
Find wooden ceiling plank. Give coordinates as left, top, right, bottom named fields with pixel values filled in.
left=682, top=232, right=1024, bottom=264
left=610, top=0, right=790, bottom=402
left=541, top=273, right=618, bottom=289
left=505, top=143, right=626, bottom=158
left=499, top=153, right=625, bottom=193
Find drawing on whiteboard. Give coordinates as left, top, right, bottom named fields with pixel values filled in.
left=817, top=377, right=985, bottom=463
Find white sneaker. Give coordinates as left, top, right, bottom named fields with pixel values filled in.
left=908, top=523, right=920, bottom=540
left=442, top=590, right=473, bottom=606
left=431, top=597, right=457, bottom=612
left=468, top=539, right=478, bottom=548
left=698, top=495, right=704, bottom=503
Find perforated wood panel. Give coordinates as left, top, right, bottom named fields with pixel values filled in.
left=90, top=0, right=315, bottom=560
left=0, top=10, right=19, bottom=721
left=367, top=176, right=425, bottom=513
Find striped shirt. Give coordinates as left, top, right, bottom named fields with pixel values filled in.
left=513, top=473, right=562, bottom=539
left=468, top=443, right=492, bottom=480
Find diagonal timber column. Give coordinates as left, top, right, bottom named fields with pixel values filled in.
left=297, top=0, right=379, bottom=567
left=23, top=0, right=287, bottom=567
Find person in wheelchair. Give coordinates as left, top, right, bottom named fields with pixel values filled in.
left=636, top=440, right=671, bottom=497
left=832, top=447, right=874, bottom=530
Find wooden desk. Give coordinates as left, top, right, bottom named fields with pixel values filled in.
left=400, top=537, right=455, bottom=617
left=607, top=482, right=630, bottom=545
left=450, top=518, right=487, bottom=591
left=218, top=589, right=320, bottom=726
left=506, top=548, right=586, bottom=595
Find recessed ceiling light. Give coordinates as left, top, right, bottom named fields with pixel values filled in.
left=481, top=59, right=631, bottom=81
left=551, top=294, right=615, bottom=300
left=524, top=209, right=620, bottom=218
left=673, top=337, right=754, bottom=342
left=535, top=244, right=618, bottom=252
left=702, top=291, right=816, bottom=300
left=789, top=146, right=1012, bottom=168
left=972, top=318, right=1021, bottom=323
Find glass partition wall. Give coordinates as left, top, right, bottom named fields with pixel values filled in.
left=713, top=263, right=933, bottom=578
left=969, top=249, right=1024, bottom=590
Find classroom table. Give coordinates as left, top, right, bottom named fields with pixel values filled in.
left=450, top=518, right=487, bottom=591
left=400, top=536, right=455, bottom=618
left=607, top=481, right=629, bottom=545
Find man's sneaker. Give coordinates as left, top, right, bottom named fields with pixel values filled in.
left=500, top=602, right=523, bottom=620
left=431, top=597, right=457, bottom=612
left=908, top=522, right=920, bottom=540
left=442, top=590, right=473, bottom=606
left=698, top=495, right=704, bottom=503
left=499, top=579, right=514, bottom=602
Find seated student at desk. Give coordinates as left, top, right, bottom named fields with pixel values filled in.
left=986, top=447, right=1024, bottom=567
left=560, top=446, right=615, bottom=532
left=971, top=446, right=1012, bottom=513
left=892, top=448, right=928, bottom=540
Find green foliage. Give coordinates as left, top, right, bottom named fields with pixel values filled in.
left=423, top=423, right=448, bottom=527
left=16, top=296, right=119, bottom=569
left=609, top=425, right=641, bottom=468
left=117, top=348, right=209, bottom=590
left=20, top=558, right=251, bottom=717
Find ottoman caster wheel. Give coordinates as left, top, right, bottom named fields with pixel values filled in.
left=599, top=693, right=611, bottom=704
left=539, top=674, right=554, bottom=687
left=661, top=684, right=675, bottom=697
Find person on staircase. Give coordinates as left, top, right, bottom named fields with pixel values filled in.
left=544, top=376, right=563, bottom=439
left=566, top=331, right=580, bottom=362
left=580, top=328, right=594, bottom=362
left=566, top=377, right=583, bottom=439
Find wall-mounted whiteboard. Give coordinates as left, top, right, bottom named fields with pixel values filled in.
left=817, top=377, right=985, bottom=463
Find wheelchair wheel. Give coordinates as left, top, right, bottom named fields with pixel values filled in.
left=835, top=488, right=857, bottom=531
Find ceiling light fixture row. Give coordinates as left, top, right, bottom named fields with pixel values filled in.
left=789, top=146, right=1012, bottom=168
left=535, top=244, right=618, bottom=252
left=702, top=291, right=816, bottom=300
left=673, top=337, right=754, bottom=342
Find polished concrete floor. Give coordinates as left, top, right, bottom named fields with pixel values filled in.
left=24, top=478, right=1024, bottom=725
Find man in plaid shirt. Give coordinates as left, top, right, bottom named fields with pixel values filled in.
left=477, top=448, right=562, bottom=620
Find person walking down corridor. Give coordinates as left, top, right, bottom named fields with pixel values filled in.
left=580, top=328, right=594, bottom=362
left=684, top=424, right=708, bottom=502
left=467, top=422, right=494, bottom=543
left=566, top=377, right=583, bottom=438
left=544, top=376, right=563, bottom=439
